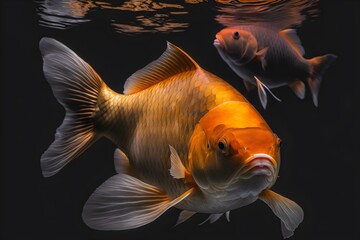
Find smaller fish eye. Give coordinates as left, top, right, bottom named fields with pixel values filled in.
left=233, top=31, right=240, bottom=40
left=279, top=139, right=283, bottom=147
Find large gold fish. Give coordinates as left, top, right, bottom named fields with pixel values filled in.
left=40, top=38, right=303, bottom=238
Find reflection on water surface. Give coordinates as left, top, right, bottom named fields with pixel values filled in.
left=36, top=0, right=319, bottom=33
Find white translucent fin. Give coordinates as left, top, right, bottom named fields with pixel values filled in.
left=169, top=145, right=188, bottom=179
left=114, top=148, right=130, bottom=174
left=279, top=29, right=305, bottom=56
left=39, top=37, right=104, bottom=177
left=308, top=54, right=337, bottom=107
left=289, top=80, right=305, bottom=99
left=226, top=211, right=230, bottom=222
left=259, top=189, right=304, bottom=239
left=82, top=173, right=194, bottom=230
left=199, top=213, right=224, bottom=225
left=255, top=76, right=268, bottom=109
left=175, top=210, right=196, bottom=226
left=255, top=76, right=282, bottom=109
left=256, top=47, right=268, bottom=70
left=123, top=42, right=199, bottom=94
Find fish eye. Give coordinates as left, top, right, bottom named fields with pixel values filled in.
left=233, top=31, right=240, bottom=40
left=218, top=138, right=228, bottom=150
left=218, top=141, right=225, bottom=150
left=279, top=139, right=283, bottom=147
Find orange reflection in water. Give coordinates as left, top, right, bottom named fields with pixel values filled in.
left=215, top=0, right=320, bottom=29
left=36, top=0, right=319, bottom=33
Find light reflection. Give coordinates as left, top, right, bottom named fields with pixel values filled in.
left=215, top=0, right=320, bottom=30
left=35, top=0, right=319, bottom=33
left=36, top=0, right=95, bottom=29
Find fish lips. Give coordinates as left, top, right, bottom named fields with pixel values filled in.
left=241, top=154, right=277, bottom=179
left=213, top=35, right=224, bottom=49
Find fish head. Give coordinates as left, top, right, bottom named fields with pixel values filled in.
left=214, top=27, right=258, bottom=66
left=188, top=101, right=281, bottom=200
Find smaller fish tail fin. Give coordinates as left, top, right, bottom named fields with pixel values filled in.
left=308, top=54, right=337, bottom=107
left=39, top=37, right=107, bottom=177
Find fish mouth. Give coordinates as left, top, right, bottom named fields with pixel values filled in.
left=241, top=154, right=277, bottom=179
left=226, top=153, right=277, bottom=186
left=213, top=35, right=223, bottom=48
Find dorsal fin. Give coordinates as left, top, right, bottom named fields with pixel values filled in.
left=279, top=29, right=305, bottom=56
left=123, top=42, right=199, bottom=94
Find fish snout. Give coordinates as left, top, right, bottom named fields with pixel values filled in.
left=213, top=34, right=223, bottom=48
left=241, top=153, right=277, bottom=179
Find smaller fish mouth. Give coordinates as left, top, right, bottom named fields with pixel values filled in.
left=213, top=35, right=223, bottom=48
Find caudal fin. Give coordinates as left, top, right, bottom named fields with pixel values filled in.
left=308, top=54, right=337, bottom=107
left=39, top=37, right=105, bottom=177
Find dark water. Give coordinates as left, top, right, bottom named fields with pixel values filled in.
left=1, top=0, right=359, bottom=239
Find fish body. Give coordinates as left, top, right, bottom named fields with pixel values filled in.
left=40, top=38, right=303, bottom=238
left=214, top=25, right=337, bottom=108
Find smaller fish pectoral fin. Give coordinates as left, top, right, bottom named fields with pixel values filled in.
left=82, top=171, right=194, bottom=231
left=199, top=213, right=224, bottom=225
left=256, top=47, right=268, bottom=70
left=169, top=145, right=189, bottom=179
left=175, top=210, right=196, bottom=227
left=259, top=189, right=304, bottom=239
left=255, top=76, right=282, bottom=109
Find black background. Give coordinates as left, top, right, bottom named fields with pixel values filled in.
left=1, top=0, right=360, bottom=239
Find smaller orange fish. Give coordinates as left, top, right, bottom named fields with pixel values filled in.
left=214, top=25, right=337, bottom=109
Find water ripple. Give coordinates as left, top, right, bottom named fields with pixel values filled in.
left=35, top=0, right=320, bottom=33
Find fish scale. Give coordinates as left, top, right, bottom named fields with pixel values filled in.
left=95, top=70, right=245, bottom=198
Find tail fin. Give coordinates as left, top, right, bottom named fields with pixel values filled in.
left=39, top=37, right=104, bottom=177
left=308, top=54, right=337, bottom=106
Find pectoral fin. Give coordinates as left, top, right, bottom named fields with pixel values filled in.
left=175, top=210, right=196, bottom=226
left=169, top=145, right=189, bottom=179
left=259, top=189, right=304, bottom=239
left=289, top=80, right=305, bottom=99
left=82, top=170, right=194, bottom=230
left=256, top=47, right=268, bottom=70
